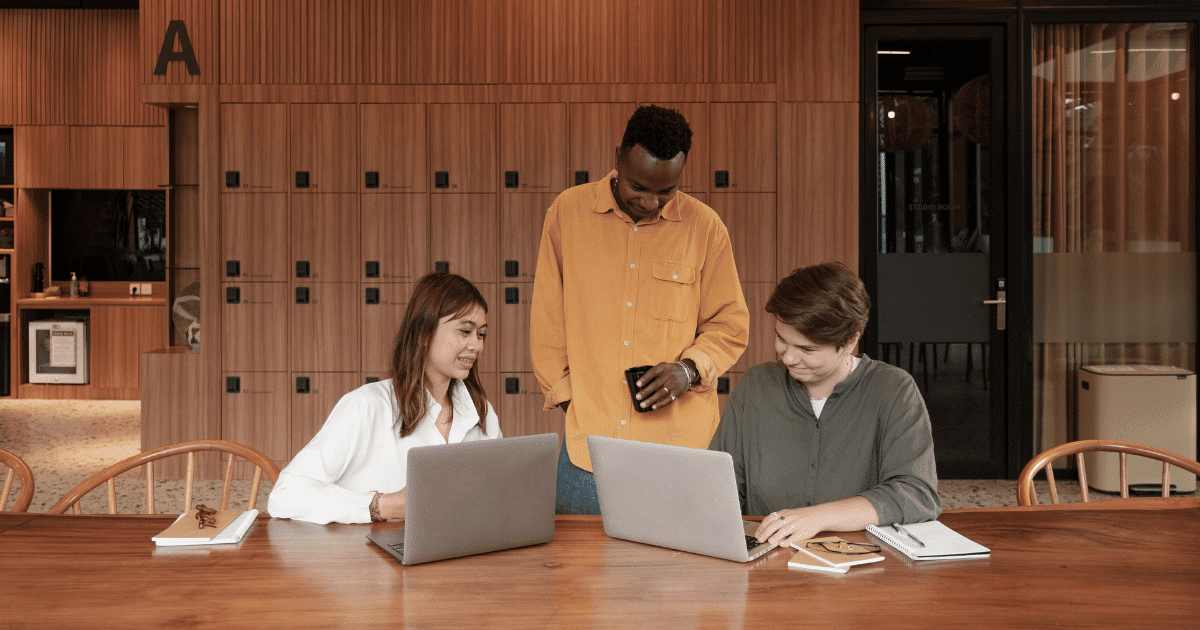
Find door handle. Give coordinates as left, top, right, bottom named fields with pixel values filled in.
left=983, top=291, right=1006, bottom=331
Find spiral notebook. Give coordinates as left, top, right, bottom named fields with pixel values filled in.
left=866, top=521, right=990, bottom=561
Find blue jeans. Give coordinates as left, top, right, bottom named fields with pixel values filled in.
left=556, top=439, right=601, bottom=515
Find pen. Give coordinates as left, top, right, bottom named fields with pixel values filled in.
left=892, top=523, right=925, bottom=548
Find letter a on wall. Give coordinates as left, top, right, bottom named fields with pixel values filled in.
left=153, top=20, right=201, bottom=75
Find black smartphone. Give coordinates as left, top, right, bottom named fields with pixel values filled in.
left=624, top=365, right=654, bottom=413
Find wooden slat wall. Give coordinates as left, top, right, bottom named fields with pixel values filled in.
left=0, top=10, right=164, bottom=126
left=141, top=0, right=219, bottom=86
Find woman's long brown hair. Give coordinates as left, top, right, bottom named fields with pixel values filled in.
left=388, top=272, right=489, bottom=437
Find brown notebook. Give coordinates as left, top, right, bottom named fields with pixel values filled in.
left=152, top=509, right=258, bottom=546
left=788, top=536, right=885, bottom=571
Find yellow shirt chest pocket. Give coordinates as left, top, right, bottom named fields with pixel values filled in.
left=649, top=261, right=698, bottom=322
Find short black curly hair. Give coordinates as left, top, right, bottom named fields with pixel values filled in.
left=620, top=105, right=693, bottom=161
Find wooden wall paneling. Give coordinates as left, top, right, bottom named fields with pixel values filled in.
left=221, top=193, right=288, bottom=281
left=141, top=0, right=219, bottom=86
left=499, top=192, right=554, bottom=284
left=428, top=103, right=496, bottom=193
left=13, top=126, right=72, bottom=189
left=290, top=103, right=358, bottom=193
left=778, top=0, right=858, bottom=103
left=172, top=186, right=201, bottom=269
left=289, top=281, right=360, bottom=372
left=360, top=194, right=429, bottom=283
left=777, top=102, right=859, bottom=274
left=70, top=126, right=126, bottom=189
left=221, top=0, right=364, bottom=86
left=731, top=282, right=777, bottom=373
left=498, top=372, right=564, bottom=440
left=124, top=126, right=170, bottom=189
left=499, top=102, right=568, bottom=193
left=498, top=285, right=532, bottom=374
left=290, top=193, right=359, bottom=283
left=89, top=305, right=169, bottom=393
left=568, top=102, right=636, bottom=185
left=140, top=348, right=211, bottom=478
left=640, top=102, right=709, bottom=195
left=221, top=370, right=291, bottom=472
left=474, top=283, right=498, bottom=375
left=710, top=192, right=777, bottom=283
left=221, top=281, right=289, bottom=372
left=290, top=371, right=362, bottom=458
left=709, top=102, right=777, bottom=193
left=359, top=103, right=427, bottom=193
left=477, top=372, right=498, bottom=422
left=172, top=108, right=201, bottom=186
left=717, top=371, right=743, bottom=422
left=360, top=282, right=415, bottom=378
left=220, top=103, right=289, bottom=192
left=428, top=194, right=498, bottom=284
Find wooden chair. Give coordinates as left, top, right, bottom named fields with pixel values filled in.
left=48, top=440, right=281, bottom=515
left=1018, top=439, right=1200, bottom=506
left=1, top=448, right=35, bottom=512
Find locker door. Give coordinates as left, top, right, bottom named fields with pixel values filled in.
left=638, top=102, right=709, bottom=195
left=500, top=103, right=568, bottom=193
left=361, top=194, right=429, bottom=283
left=222, top=371, right=291, bottom=472
left=498, top=373, right=564, bottom=440
left=291, top=103, right=358, bottom=193
left=359, top=103, right=427, bottom=193
left=709, top=102, right=777, bottom=193
left=221, top=103, right=289, bottom=192
left=222, top=282, right=289, bottom=372
left=717, top=372, right=743, bottom=422
left=568, top=102, right=636, bottom=185
left=428, top=194, right=498, bottom=284
left=360, top=282, right=415, bottom=378
left=291, top=193, right=359, bottom=283
left=429, top=103, right=497, bottom=193
left=498, top=284, right=533, bottom=374
left=222, top=193, right=289, bottom=282
left=499, top=193, right=554, bottom=284
left=732, top=282, right=777, bottom=374
left=290, top=372, right=363, bottom=457
left=710, top=192, right=778, bottom=283
left=290, top=282, right=360, bottom=372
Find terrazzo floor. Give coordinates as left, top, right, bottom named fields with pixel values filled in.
left=0, top=398, right=1114, bottom=514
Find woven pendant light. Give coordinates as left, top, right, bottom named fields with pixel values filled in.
left=878, top=95, right=934, bottom=153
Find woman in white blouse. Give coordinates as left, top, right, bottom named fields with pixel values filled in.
left=269, top=272, right=501, bottom=524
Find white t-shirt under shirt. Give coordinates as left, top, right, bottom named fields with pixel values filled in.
left=267, top=379, right=502, bottom=524
left=811, top=356, right=861, bottom=418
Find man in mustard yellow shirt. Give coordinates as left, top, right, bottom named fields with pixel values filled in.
left=531, top=105, right=749, bottom=514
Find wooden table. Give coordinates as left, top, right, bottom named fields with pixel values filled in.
left=3, top=499, right=1198, bottom=628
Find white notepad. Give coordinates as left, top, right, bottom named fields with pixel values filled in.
left=866, top=521, right=990, bottom=561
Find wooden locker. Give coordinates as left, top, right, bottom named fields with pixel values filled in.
left=499, top=103, right=568, bottom=193
left=221, top=103, right=289, bottom=192
left=361, top=194, right=429, bottom=283
left=474, top=283, right=498, bottom=375
left=710, top=192, right=777, bottom=283
left=497, top=283, right=533, bottom=374
left=222, top=371, right=291, bottom=472
left=640, top=102, right=709, bottom=195
left=290, top=193, right=359, bottom=283
left=732, top=282, right=778, bottom=374
left=477, top=372, right=499, bottom=420
left=568, top=102, right=636, bottom=185
left=222, top=282, right=289, bottom=372
left=428, top=103, right=496, bottom=193
left=428, top=194, right=498, bottom=284
left=290, top=282, right=360, bottom=372
left=717, top=372, right=744, bottom=422
left=70, top=126, right=124, bottom=189
left=499, top=192, right=554, bottom=284
left=359, top=103, right=427, bottom=193
left=222, top=193, right=288, bottom=282
left=124, top=126, right=169, bottom=189
left=498, top=373, right=564, bottom=440
left=14, top=126, right=71, bottom=189
left=360, top=282, right=416, bottom=377
left=290, top=372, right=363, bottom=457
left=709, top=102, right=777, bottom=193
left=291, top=103, right=358, bottom=193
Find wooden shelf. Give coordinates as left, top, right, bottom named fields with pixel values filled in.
left=15, top=295, right=167, bottom=307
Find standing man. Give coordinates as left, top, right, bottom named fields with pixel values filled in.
left=531, top=105, right=749, bottom=514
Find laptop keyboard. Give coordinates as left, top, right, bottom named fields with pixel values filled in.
left=387, top=542, right=405, bottom=555
left=745, top=535, right=762, bottom=551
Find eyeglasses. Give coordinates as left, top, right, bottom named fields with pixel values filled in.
left=806, top=540, right=881, bottom=555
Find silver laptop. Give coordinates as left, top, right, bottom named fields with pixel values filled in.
left=588, top=435, right=778, bottom=562
left=366, top=433, right=559, bottom=565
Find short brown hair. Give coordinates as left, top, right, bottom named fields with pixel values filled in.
left=765, top=262, right=870, bottom=350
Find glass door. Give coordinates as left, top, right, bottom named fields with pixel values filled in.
left=863, top=26, right=1010, bottom=478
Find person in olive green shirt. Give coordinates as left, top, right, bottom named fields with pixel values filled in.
left=709, top=262, right=940, bottom=546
